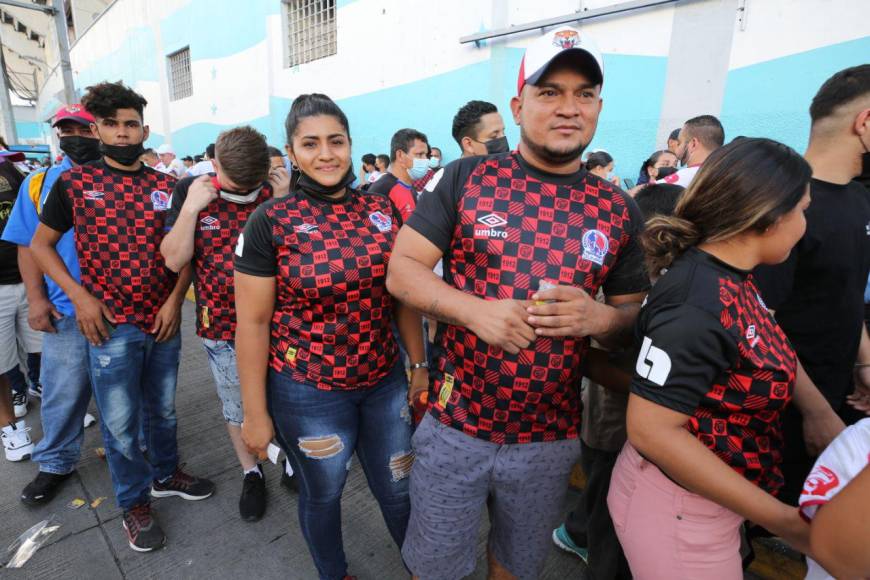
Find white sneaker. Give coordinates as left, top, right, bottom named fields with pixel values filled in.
left=12, top=391, right=28, bottom=419
left=2, top=420, right=34, bottom=462
left=83, top=413, right=96, bottom=428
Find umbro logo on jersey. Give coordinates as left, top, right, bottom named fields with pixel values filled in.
left=636, top=336, right=671, bottom=386
left=294, top=223, right=319, bottom=234
left=474, top=213, right=508, bottom=239
left=200, top=216, right=220, bottom=231
left=83, top=190, right=104, bottom=200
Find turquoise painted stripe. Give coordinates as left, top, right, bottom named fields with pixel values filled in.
left=15, top=121, right=44, bottom=140
left=160, top=0, right=280, bottom=60
left=152, top=49, right=669, bottom=183
left=722, top=36, right=870, bottom=154
left=73, top=26, right=160, bottom=87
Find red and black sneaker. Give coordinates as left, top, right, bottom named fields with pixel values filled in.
left=151, top=465, right=215, bottom=501
left=122, top=503, right=165, bottom=552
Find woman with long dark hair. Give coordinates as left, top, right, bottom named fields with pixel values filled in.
left=607, top=137, right=846, bottom=578
left=636, top=149, right=678, bottom=185
left=234, top=94, right=427, bottom=580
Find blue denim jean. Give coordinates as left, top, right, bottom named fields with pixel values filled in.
left=32, top=316, right=91, bottom=474
left=88, top=324, right=180, bottom=510
left=268, top=362, right=413, bottom=580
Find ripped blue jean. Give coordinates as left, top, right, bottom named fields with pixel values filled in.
left=268, top=362, right=412, bottom=580
left=88, top=324, right=180, bottom=510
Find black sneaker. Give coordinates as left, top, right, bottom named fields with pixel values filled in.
left=21, top=471, right=75, bottom=506
left=151, top=465, right=215, bottom=500
left=281, top=459, right=299, bottom=493
left=239, top=469, right=266, bottom=522
left=122, top=503, right=165, bottom=552
left=27, top=383, right=42, bottom=399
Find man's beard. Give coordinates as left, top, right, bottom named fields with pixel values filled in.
left=520, top=126, right=588, bottom=166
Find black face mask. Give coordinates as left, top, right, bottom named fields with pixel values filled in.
left=59, top=136, right=102, bottom=165
left=484, top=136, right=510, bottom=155
left=656, top=166, right=678, bottom=179
left=295, top=166, right=356, bottom=200
left=99, top=142, right=146, bottom=166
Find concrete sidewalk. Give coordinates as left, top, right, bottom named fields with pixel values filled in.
left=0, top=302, right=586, bottom=579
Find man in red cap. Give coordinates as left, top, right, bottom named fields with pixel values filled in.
left=1, top=104, right=102, bottom=494
left=389, top=27, right=649, bottom=579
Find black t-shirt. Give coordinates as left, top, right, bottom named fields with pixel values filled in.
left=407, top=151, right=650, bottom=444
left=632, top=247, right=797, bottom=493
left=0, top=160, right=25, bottom=284
left=165, top=174, right=272, bottom=341
left=40, top=161, right=178, bottom=331
left=754, top=178, right=870, bottom=411
left=234, top=187, right=402, bottom=391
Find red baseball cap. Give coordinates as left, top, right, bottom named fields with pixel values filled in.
left=517, top=27, right=604, bottom=96
left=51, top=104, right=95, bottom=128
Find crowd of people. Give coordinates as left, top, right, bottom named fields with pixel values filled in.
left=0, top=26, right=868, bottom=580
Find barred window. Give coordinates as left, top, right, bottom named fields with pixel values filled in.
left=168, top=47, right=193, bottom=101
left=284, top=0, right=337, bottom=68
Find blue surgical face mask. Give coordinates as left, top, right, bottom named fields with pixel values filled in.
left=408, top=157, right=430, bottom=180
left=428, top=156, right=441, bottom=169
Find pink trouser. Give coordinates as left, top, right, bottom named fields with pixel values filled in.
left=607, top=443, right=745, bottom=580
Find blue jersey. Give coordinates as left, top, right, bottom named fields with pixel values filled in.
left=1, top=156, right=80, bottom=316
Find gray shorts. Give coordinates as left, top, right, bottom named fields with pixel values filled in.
left=402, top=414, right=581, bottom=580
left=201, top=338, right=243, bottom=425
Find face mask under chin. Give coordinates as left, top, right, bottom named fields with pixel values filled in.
left=99, top=142, right=146, bottom=166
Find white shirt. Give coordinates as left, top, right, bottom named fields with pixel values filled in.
left=156, top=158, right=186, bottom=177
left=423, top=167, right=445, bottom=194
left=186, top=159, right=215, bottom=177
left=657, top=165, right=700, bottom=187
left=799, top=418, right=870, bottom=580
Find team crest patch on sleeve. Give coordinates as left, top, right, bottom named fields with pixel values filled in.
left=746, top=324, right=760, bottom=348
left=582, top=229, right=609, bottom=265
left=150, top=190, right=170, bottom=211
left=369, top=211, right=392, bottom=232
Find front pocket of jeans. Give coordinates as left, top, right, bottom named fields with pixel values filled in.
left=674, top=495, right=738, bottom=570
left=608, top=457, right=638, bottom=534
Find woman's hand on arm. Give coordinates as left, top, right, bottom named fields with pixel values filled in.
left=627, top=394, right=811, bottom=555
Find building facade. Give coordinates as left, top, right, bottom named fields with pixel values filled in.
left=29, top=0, right=870, bottom=179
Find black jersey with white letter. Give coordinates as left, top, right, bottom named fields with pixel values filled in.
left=632, top=247, right=796, bottom=493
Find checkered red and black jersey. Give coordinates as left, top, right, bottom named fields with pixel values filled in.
left=632, top=248, right=796, bottom=493
left=165, top=175, right=272, bottom=340
left=234, top=188, right=400, bottom=390
left=407, top=152, right=650, bottom=444
left=40, top=161, right=178, bottom=331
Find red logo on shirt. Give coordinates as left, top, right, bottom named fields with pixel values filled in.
left=802, top=465, right=839, bottom=497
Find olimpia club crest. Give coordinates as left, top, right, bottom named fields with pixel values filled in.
left=581, top=229, right=609, bottom=265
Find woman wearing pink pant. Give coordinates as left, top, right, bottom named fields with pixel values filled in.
left=607, top=138, right=845, bottom=579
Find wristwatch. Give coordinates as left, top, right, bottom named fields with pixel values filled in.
left=410, top=361, right=429, bottom=371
